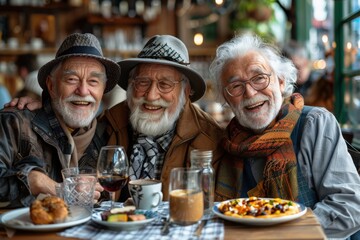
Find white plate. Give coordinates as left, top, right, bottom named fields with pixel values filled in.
left=213, top=198, right=307, bottom=226
left=92, top=210, right=157, bottom=231
left=0, top=206, right=91, bottom=232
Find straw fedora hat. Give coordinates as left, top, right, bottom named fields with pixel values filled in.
left=38, top=33, right=121, bottom=93
left=117, top=35, right=206, bottom=102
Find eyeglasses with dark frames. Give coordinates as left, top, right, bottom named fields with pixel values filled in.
left=132, top=77, right=182, bottom=93
left=224, top=73, right=271, bottom=97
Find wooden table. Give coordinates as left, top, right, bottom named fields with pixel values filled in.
left=0, top=208, right=327, bottom=240
left=224, top=209, right=327, bottom=240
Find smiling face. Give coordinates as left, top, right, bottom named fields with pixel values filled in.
left=46, top=57, right=106, bottom=128
left=127, top=63, right=190, bottom=136
left=221, top=51, right=285, bottom=131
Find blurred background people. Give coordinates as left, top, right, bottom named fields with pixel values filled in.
left=305, top=70, right=334, bottom=113
left=0, top=84, right=11, bottom=109
left=14, top=53, right=42, bottom=100
left=282, top=40, right=320, bottom=99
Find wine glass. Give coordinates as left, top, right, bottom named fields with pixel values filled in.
left=97, top=145, right=129, bottom=210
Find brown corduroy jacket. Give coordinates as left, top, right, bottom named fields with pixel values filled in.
left=101, top=99, right=225, bottom=200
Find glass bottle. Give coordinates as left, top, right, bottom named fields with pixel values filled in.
left=190, top=149, right=214, bottom=215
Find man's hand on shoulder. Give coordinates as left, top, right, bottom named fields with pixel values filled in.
left=4, top=96, right=42, bottom=111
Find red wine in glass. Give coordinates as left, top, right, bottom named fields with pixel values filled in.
left=98, top=175, right=129, bottom=192
left=97, top=145, right=129, bottom=209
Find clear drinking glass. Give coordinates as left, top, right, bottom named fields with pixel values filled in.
left=63, top=176, right=97, bottom=216
left=61, top=167, right=97, bottom=180
left=169, top=167, right=203, bottom=225
left=97, top=145, right=129, bottom=209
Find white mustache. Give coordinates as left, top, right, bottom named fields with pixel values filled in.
left=134, top=98, right=171, bottom=108
left=64, top=95, right=96, bottom=103
left=240, top=95, right=269, bottom=108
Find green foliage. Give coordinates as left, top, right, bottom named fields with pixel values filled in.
left=230, top=0, right=276, bottom=41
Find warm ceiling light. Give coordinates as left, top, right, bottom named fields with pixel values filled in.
left=215, top=0, right=224, bottom=6
left=194, top=33, right=204, bottom=46
left=322, top=34, right=328, bottom=44
left=347, top=42, right=352, bottom=50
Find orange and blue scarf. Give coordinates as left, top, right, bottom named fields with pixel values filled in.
left=216, top=93, right=304, bottom=202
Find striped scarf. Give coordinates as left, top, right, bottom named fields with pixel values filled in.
left=216, top=93, right=304, bottom=202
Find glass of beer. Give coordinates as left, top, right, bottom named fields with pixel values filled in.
left=169, top=167, right=203, bottom=225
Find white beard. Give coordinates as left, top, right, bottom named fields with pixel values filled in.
left=52, top=95, right=98, bottom=128
left=230, top=90, right=283, bottom=131
left=127, top=87, right=186, bottom=137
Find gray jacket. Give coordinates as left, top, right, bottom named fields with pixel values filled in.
left=248, top=107, right=360, bottom=239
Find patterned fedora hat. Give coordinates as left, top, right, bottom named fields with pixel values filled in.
left=38, top=33, right=121, bottom=93
left=117, top=35, right=206, bottom=102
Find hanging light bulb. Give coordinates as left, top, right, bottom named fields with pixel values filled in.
left=194, top=33, right=204, bottom=46
left=206, top=0, right=233, bottom=15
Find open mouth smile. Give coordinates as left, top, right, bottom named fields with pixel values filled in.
left=245, top=101, right=266, bottom=110
left=71, top=101, right=92, bottom=106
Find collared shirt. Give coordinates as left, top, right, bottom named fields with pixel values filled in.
left=246, top=107, right=360, bottom=239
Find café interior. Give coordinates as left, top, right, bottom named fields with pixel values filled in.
left=0, top=0, right=360, bottom=239
left=0, top=0, right=359, bottom=132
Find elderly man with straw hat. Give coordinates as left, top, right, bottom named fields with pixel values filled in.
left=101, top=35, right=224, bottom=201
left=0, top=33, right=121, bottom=208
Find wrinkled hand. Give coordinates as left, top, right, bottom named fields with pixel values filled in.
left=70, top=176, right=104, bottom=204
left=94, top=182, right=104, bottom=203
left=28, top=170, right=58, bottom=196
left=4, top=96, right=42, bottom=111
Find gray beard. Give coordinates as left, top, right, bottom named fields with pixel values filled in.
left=231, top=90, right=283, bottom=131
left=127, top=90, right=186, bottom=137
left=52, top=98, right=97, bottom=129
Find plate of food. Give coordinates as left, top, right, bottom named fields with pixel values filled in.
left=0, top=196, right=91, bottom=232
left=213, top=197, right=307, bottom=226
left=92, top=206, right=158, bottom=231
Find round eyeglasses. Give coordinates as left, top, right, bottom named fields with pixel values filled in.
left=224, top=73, right=271, bottom=97
left=132, top=77, right=182, bottom=93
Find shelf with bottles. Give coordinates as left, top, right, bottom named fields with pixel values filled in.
left=0, top=1, right=88, bottom=52
left=0, top=48, right=56, bottom=55
left=0, top=47, right=141, bottom=60
left=87, top=14, right=146, bottom=26
left=0, top=2, right=84, bottom=13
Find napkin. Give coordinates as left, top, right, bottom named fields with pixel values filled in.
left=58, top=201, right=224, bottom=240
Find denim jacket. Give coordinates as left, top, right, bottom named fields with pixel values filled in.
left=0, top=104, right=107, bottom=208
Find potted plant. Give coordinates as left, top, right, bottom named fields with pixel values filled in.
left=229, top=0, right=275, bottom=41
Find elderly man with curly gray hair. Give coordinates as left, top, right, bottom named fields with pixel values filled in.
left=210, top=33, right=360, bottom=239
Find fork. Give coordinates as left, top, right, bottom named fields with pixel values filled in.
left=193, top=219, right=208, bottom=238
left=161, top=215, right=171, bottom=235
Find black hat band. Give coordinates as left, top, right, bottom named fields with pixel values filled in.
left=57, top=46, right=102, bottom=58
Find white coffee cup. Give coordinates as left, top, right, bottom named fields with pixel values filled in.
left=128, top=179, right=163, bottom=210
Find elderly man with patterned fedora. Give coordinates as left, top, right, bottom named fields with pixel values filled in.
left=0, top=33, right=121, bottom=208
left=101, top=35, right=224, bottom=201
